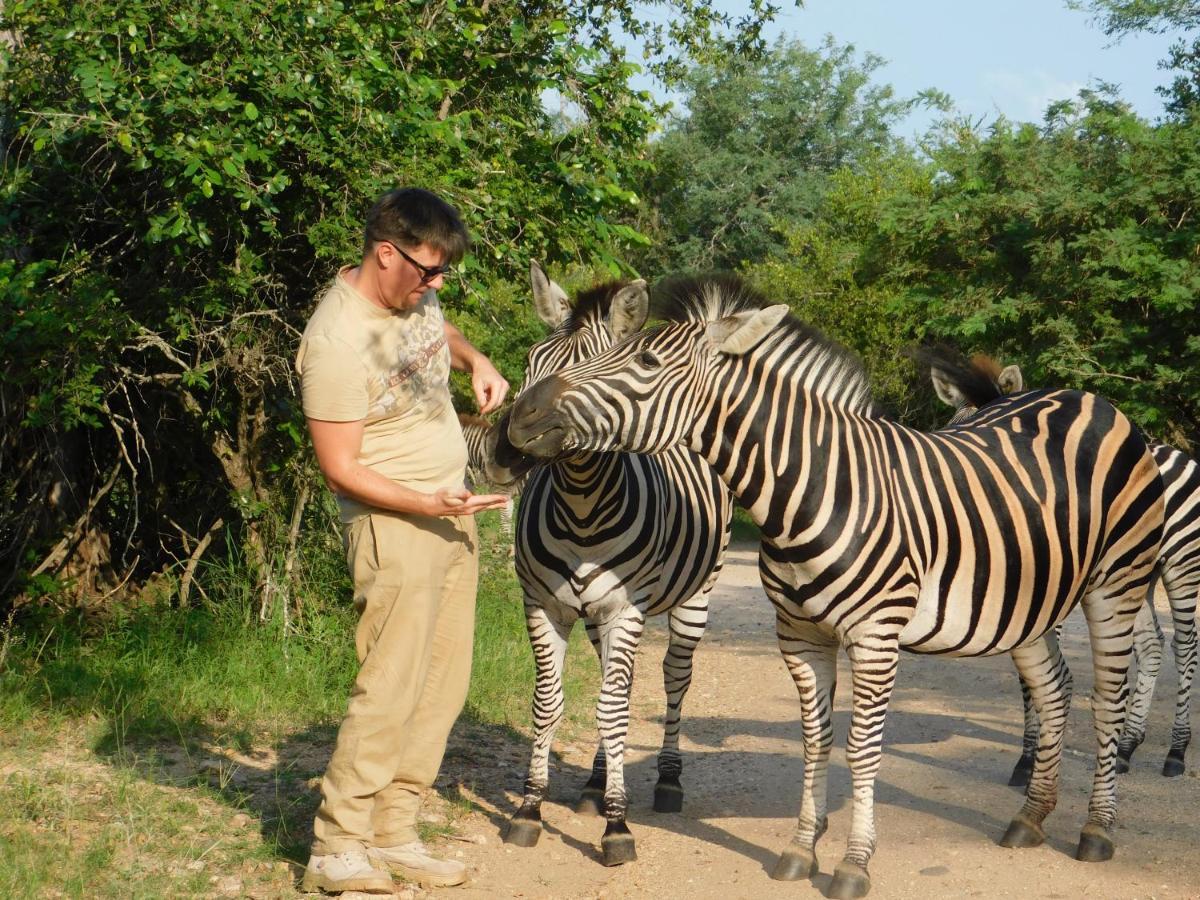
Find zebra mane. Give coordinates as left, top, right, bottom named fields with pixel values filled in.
left=650, top=274, right=876, bottom=414
left=563, top=281, right=629, bottom=333
left=915, top=346, right=1005, bottom=409
left=456, top=412, right=492, bottom=432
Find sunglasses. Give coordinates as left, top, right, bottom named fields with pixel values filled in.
left=384, top=240, right=452, bottom=285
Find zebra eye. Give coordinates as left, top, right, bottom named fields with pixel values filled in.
left=638, top=350, right=661, bottom=369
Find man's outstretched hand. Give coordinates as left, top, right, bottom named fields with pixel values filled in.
left=427, top=487, right=510, bottom=517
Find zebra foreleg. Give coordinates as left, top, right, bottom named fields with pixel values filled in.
left=1117, top=598, right=1165, bottom=772
left=654, top=593, right=710, bottom=813
left=504, top=605, right=574, bottom=849
left=770, top=616, right=837, bottom=884
left=575, top=620, right=606, bottom=816
left=1000, top=633, right=1072, bottom=849
left=595, top=606, right=646, bottom=866
left=825, top=637, right=901, bottom=900
left=1163, top=570, right=1197, bottom=776
left=1009, top=664, right=1039, bottom=788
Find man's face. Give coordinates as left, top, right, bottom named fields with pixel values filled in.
left=379, top=240, right=449, bottom=310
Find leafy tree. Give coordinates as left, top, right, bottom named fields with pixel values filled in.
left=636, top=35, right=941, bottom=272
left=807, top=92, right=1200, bottom=446
left=0, top=0, right=782, bottom=610
left=1075, top=0, right=1200, bottom=117
left=747, top=149, right=937, bottom=422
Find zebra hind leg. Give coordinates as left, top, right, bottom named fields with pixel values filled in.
left=504, top=605, right=574, bottom=848
left=769, top=616, right=837, bottom=885
left=595, top=606, right=647, bottom=866
left=654, top=593, right=710, bottom=813
left=1076, top=576, right=1149, bottom=863
left=1117, top=597, right=1164, bottom=773
left=1000, top=633, right=1072, bottom=849
left=1163, top=571, right=1197, bottom=776
left=575, top=620, right=606, bottom=816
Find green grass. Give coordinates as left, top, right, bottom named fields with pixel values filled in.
left=0, top=510, right=600, bottom=896
left=730, top=505, right=762, bottom=544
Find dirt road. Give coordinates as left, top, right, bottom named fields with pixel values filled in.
left=437, top=544, right=1200, bottom=899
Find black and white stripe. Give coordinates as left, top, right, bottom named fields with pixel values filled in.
left=508, top=275, right=1165, bottom=898
left=928, top=352, right=1199, bottom=779
left=491, top=264, right=733, bottom=865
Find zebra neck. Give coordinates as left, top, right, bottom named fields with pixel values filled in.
left=547, top=451, right=627, bottom=511
left=690, top=356, right=885, bottom=543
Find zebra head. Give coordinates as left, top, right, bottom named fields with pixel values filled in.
left=920, top=348, right=1025, bottom=426
left=508, top=275, right=791, bottom=458
left=483, top=262, right=651, bottom=484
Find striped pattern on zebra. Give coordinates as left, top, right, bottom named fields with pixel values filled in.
left=926, top=350, right=1199, bottom=779
left=485, top=263, right=734, bottom=866
left=458, top=412, right=520, bottom=548
left=507, top=275, right=1165, bottom=899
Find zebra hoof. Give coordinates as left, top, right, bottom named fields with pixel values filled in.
left=503, top=814, right=543, bottom=848
left=1115, top=755, right=1131, bottom=775
left=575, top=787, right=605, bottom=817
left=1162, top=751, right=1186, bottom=777
left=1076, top=824, right=1114, bottom=862
left=769, top=847, right=817, bottom=881
left=999, top=816, right=1045, bottom=848
left=828, top=861, right=871, bottom=899
left=1007, top=756, right=1034, bottom=788
left=653, top=778, right=683, bottom=813
left=601, top=821, right=637, bottom=866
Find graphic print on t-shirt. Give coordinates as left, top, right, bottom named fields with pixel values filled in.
left=367, top=295, right=451, bottom=420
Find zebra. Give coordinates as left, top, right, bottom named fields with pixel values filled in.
left=506, top=274, right=1165, bottom=899
left=926, top=350, right=1199, bottom=780
left=482, top=262, right=734, bottom=866
left=458, top=412, right=520, bottom=550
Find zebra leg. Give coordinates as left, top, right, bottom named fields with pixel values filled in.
left=502, top=497, right=516, bottom=559
left=575, top=620, right=606, bottom=816
left=654, top=592, right=710, bottom=813
left=1076, top=582, right=1146, bottom=863
left=1009, top=663, right=1039, bottom=788
left=999, top=633, right=1072, bottom=848
left=828, top=637, right=902, bottom=900
left=596, top=606, right=646, bottom=866
left=1117, top=598, right=1164, bottom=772
left=770, top=616, right=837, bottom=884
left=1164, top=570, right=1197, bottom=776
left=504, top=605, right=574, bottom=848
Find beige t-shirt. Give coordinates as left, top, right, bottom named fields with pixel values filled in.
left=295, top=269, right=469, bottom=523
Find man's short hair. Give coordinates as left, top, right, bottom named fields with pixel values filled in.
left=364, top=188, right=470, bottom=264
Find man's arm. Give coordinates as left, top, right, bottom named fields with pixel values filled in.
left=307, top=417, right=508, bottom=517
left=444, top=320, right=509, bottom=413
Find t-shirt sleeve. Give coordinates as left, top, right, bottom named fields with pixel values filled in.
left=296, top=333, right=371, bottom=422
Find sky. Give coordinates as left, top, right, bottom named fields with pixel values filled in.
left=660, top=0, right=1188, bottom=138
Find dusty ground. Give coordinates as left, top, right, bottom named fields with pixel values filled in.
left=434, top=544, right=1200, bottom=900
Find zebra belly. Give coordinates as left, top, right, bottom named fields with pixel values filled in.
left=898, top=576, right=1076, bottom=656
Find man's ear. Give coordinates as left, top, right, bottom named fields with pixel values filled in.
left=608, top=280, right=649, bottom=341
left=930, top=367, right=968, bottom=409
left=998, top=364, right=1024, bottom=395
left=530, top=260, right=570, bottom=328
left=704, top=304, right=789, bottom=355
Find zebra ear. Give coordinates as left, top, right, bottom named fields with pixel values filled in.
left=998, top=364, right=1024, bottom=394
left=608, top=280, right=649, bottom=341
left=706, top=304, right=789, bottom=356
left=530, top=260, right=571, bottom=328
left=930, top=367, right=968, bottom=409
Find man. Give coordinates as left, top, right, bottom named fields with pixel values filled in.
left=296, top=188, right=509, bottom=894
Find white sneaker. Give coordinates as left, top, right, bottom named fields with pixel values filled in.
left=369, top=841, right=468, bottom=888
left=301, top=849, right=394, bottom=894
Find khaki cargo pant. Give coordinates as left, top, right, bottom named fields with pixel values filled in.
left=312, top=510, right=478, bottom=854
